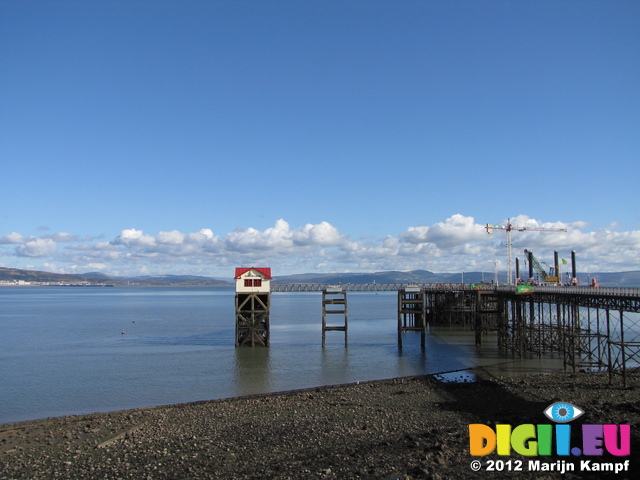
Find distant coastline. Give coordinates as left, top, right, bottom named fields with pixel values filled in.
left=1, top=266, right=639, bottom=287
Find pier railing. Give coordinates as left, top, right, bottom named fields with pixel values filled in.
left=273, top=282, right=640, bottom=298
left=272, top=283, right=498, bottom=292
left=496, top=285, right=640, bottom=297
left=272, top=283, right=421, bottom=292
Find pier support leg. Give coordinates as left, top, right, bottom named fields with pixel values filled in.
left=398, top=287, right=427, bottom=349
left=236, top=293, right=270, bottom=347
left=322, top=288, right=348, bottom=347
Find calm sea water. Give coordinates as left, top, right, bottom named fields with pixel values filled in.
left=0, top=286, right=563, bottom=424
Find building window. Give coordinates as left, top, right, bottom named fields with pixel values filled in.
left=244, top=279, right=252, bottom=287
left=254, top=279, right=262, bottom=287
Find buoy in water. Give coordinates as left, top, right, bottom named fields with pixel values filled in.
left=121, top=331, right=125, bottom=335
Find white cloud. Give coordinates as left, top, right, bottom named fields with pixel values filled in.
left=0, top=232, right=26, bottom=244
left=400, top=225, right=430, bottom=244
left=188, top=228, right=215, bottom=241
left=292, top=221, right=345, bottom=247
left=424, top=214, right=487, bottom=247
left=400, top=215, right=487, bottom=247
left=16, top=238, right=57, bottom=257
left=2, top=215, right=639, bottom=276
left=157, top=230, right=185, bottom=245
left=225, top=226, right=285, bottom=253
left=224, top=219, right=332, bottom=253
left=112, top=229, right=156, bottom=247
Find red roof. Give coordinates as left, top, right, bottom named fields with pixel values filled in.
left=234, top=267, right=272, bottom=280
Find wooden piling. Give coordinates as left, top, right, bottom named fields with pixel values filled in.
left=397, top=286, right=426, bottom=349
left=322, top=287, right=348, bottom=347
left=235, top=292, right=270, bottom=347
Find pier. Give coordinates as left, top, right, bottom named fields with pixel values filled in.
left=271, top=283, right=640, bottom=385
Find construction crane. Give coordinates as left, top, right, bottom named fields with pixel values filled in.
left=485, top=218, right=567, bottom=284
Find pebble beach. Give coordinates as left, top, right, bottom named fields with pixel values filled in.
left=1, top=371, right=638, bottom=479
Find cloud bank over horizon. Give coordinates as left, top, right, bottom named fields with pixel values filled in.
left=1, top=214, right=638, bottom=277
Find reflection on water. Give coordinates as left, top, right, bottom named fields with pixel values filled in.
left=230, top=324, right=565, bottom=398
left=0, top=287, right=565, bottom=424
left=233, top=347, right=271, bottom=396
left=426, top=327, right=564, bottom=379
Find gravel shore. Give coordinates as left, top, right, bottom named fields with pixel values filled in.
left=1, top=371, right=638, bottom=479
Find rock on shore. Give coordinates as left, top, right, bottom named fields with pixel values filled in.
left=1, top=371, right=638, bottom=479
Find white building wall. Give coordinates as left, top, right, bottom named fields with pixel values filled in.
left=235, top=270, right=271, bottom=293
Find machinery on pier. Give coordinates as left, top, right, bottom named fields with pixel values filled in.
left=524, top=249, right=559, bottom=285
left=485, top=219, right=566, bottom=284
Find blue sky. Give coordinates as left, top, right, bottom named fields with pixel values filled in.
left=2, top=0, right=639, bottom=278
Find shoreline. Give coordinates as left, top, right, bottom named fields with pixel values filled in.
left=0, top=356, right=568, bottom=427
left=1, top=371, right=638, bottom=479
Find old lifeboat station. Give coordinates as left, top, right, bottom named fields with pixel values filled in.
left=234, top=267, right=272, bottom=346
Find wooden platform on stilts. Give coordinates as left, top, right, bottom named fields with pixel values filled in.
left=235, top=292, right=270, bottom=347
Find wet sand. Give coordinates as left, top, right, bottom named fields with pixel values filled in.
left=1, top=371, right=638, bottom=479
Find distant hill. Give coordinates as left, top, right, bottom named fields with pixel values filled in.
left=119, top=275, right=231, bottom=286
left=585, top=271, right=640, bottom=287
left=0, top=268, right=231, bottom=286
left=1, top=267, right=638, bottom=287
left=0, top=267, right=104, bottom=284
